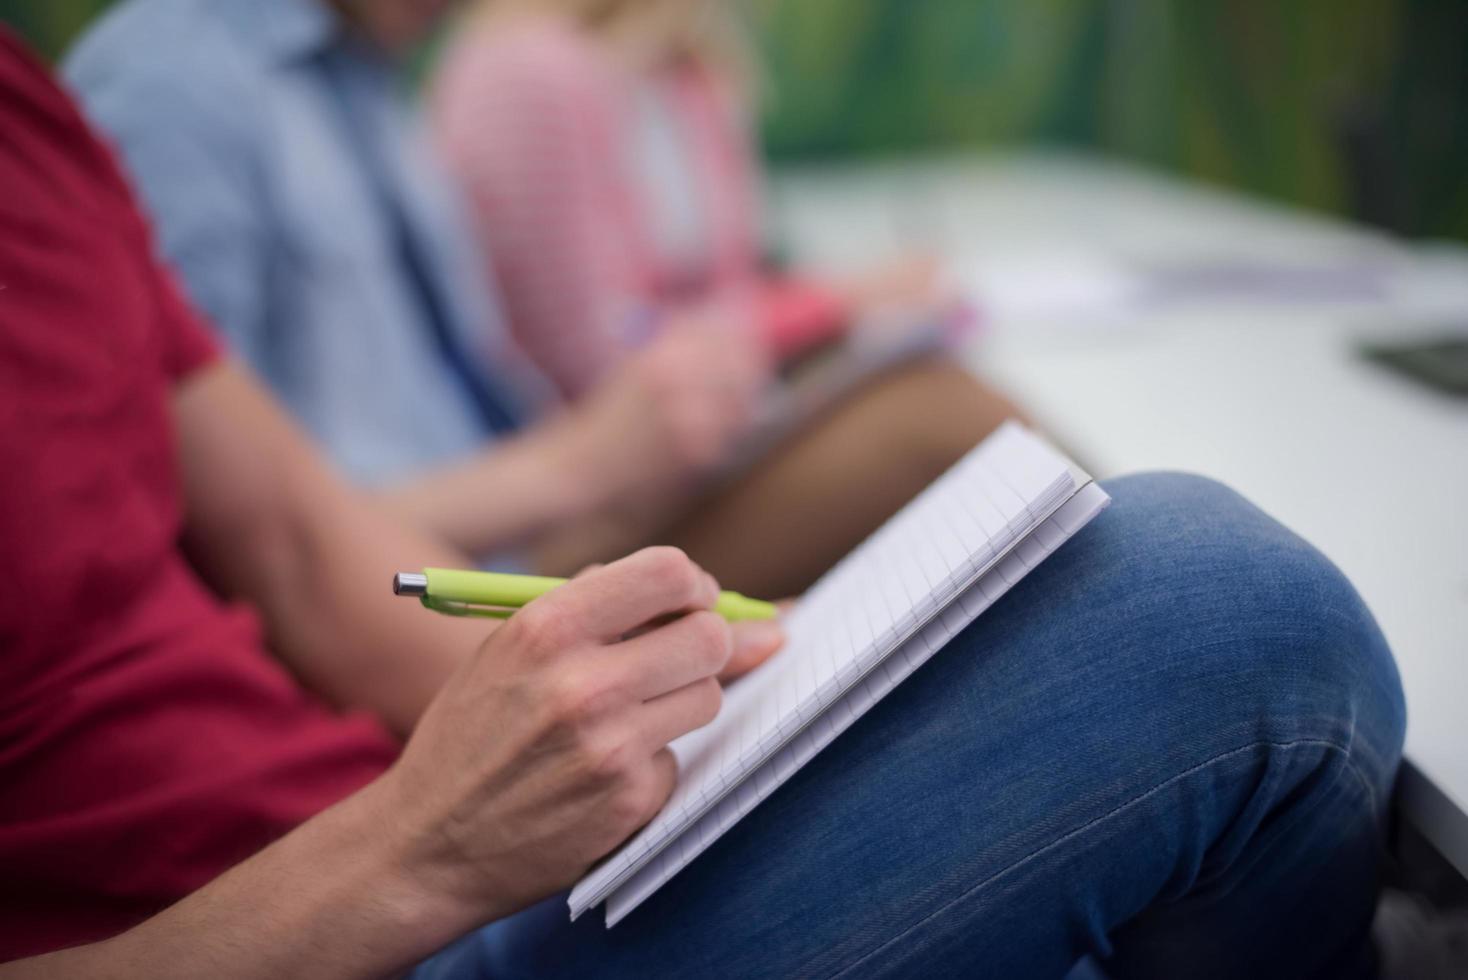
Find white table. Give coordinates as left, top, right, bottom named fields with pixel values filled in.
left=773, top=152, right=1468, bottom=875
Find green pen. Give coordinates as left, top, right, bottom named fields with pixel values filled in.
left=392, top=568, right=778, bottom=622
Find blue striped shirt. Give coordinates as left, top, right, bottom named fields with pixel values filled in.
left=66, top=0, right=554, bottom=486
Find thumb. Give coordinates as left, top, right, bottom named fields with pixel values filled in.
left=718, top=618, right=786, bottom=683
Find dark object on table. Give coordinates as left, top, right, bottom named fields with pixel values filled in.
left=1360, top=336, right=1468, bottom=398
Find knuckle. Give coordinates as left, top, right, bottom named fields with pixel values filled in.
left=510, top=602, right=572, bottom=654
left=614, top=765, right=672, bottom=830
left=640, top=778, right=671, bottom=823
left=643, top=546, right=698, bottom=598
left=607, top=784, right=648, bottom=830
left=584, top=735, right=637, bottom=786
left=684, top=610, right=732, bottom=671
left=692, top=677, right=723, bottom=726
left=546, top=673, right=613, bottom=730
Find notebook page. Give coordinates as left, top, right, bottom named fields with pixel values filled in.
left=605, top=480, right=1110, bottom=924
left=570, top=422, right=1075, bottom=917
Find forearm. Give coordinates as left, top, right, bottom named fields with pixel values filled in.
left=177, top=365, right=493, bottom=733
left=1, top=777, right=474, bottom=980
left=243, top=463, right=497, bottom=735
left=375, top=411, right=607, bottom=559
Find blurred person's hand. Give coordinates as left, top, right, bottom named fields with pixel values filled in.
left=378, top=547, right=782, bottom=922
left=837, top=253, right=945, bottom=316
left=835, top=253, right=978, bottom=345
left=569, top=319, right=769, bottom=506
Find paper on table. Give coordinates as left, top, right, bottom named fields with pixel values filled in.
left=947, top=248, right=1145, bottom=328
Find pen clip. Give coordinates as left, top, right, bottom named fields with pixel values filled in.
left=419, top=595, right=514, bottom=619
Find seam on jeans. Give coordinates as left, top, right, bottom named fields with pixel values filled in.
left=822, top=736, right=1379, bottom=980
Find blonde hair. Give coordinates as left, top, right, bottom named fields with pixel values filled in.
left=481, top=0, right=758, bottom=93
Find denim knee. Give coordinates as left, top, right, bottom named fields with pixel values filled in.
left=1097, top=472, right=1406, bottom=795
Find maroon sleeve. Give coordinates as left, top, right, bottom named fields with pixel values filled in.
left=150, top=259, right=224, bottom=381
left=0, top=28, right=222, bottom=382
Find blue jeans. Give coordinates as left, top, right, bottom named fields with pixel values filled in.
left=414, top=474, right=1406, bottom=979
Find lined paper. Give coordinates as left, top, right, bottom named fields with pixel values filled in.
left=605, top=481, right=1109, bottom=923
left=569, top=423, right=1108, bottom=922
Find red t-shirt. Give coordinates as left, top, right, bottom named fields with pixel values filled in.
left=0, top=33, right=399, bottom=959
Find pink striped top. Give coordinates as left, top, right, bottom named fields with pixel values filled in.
left=431, top=17, right=849, bottom=398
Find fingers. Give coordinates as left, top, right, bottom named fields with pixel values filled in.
left=638, top=677, right=724, bottom=749
left=632, top=326, right=764, bottom=473
left=640, top=747, right=678, bottom=826
left=718, top=618, right=786, bottom=683
left=523, top=547, right=718, bottom=644
left=612, top=609, right=734, bottom=700
left=607, top=742, right=680, bottom=842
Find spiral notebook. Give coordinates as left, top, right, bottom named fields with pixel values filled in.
left=569, top=422, right=1110, bottom=925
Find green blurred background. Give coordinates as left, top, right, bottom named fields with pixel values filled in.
left=6, top=0, right=1466, bottom=240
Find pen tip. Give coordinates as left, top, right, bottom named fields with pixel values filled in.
left=393, top=572, right=428, bottom=596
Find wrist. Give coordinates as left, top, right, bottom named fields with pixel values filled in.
left=344, top=770, right=497, bottom=954
left=77, top=772, right=499, bottom=980
left=546, top=408, right=625, bottom=517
